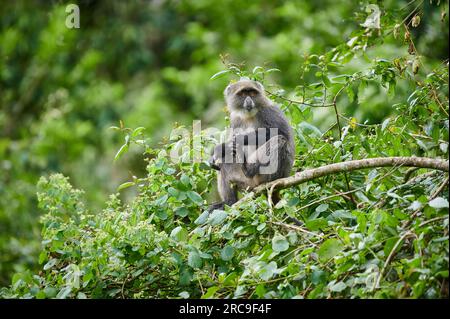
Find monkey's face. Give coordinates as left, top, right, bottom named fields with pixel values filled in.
left=224, top=80, right=265, bottom=116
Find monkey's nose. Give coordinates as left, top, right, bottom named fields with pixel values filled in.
left=243, top=96, right=255, bottom=110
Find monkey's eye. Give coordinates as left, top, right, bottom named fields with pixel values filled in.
left=239, top=89, right=258, bottom=97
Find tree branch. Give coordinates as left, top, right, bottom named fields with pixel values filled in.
left=234, top=157, right=449, bottom=206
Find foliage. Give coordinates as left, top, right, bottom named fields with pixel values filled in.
left=0, top=0, right=449, bottom=298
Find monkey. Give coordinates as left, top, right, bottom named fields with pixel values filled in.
left=208, top=78, right=295, bottom=212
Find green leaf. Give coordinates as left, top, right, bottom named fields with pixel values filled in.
left=179, top=266, right=193, bottom=286
left=272, top=234, right=289, bottom=252
left=328, top=281, right=347, bottom=292
left=252, top=66, right=264, bottom=74
left=210, top=70, right=230, bottom=80
left=311, top=270, right=327, bottom=285
left=259, top=261, right=277, bottom=280
left=381, top=118, right=390, bottom=131
left=299, top=122, right=322, bottom=137
left=187, top=191, right=203, bottom=205
left=436, top=270, right=449, bottom=278
left=117, top=181, right=135, bottom=191
left=188, top=251, right=202, bottom=269
left=36, top=290, right=45, bottom=299
left=256, top=222, right=266, bottom=231
left=255, top=284, right=266, bottom=298
left=43, top=258, right=58, bottom=270
left=175, top=207, right=189, bottom=217
left=305, top=218, right=328, bottom=231
left=132, top=127, right=146, bottom=137
left=155, top=194, right=168, bottom=206
left=83, top=271, right=93, bottom=284
left=194, top=211, right=209, bottom=225
left=56, top=286, right=72, bottom=299
left=43, top=287, right=57, bottom=298
left=38, top=251, right=47, bottom=265
left=179, top=291, right=190, bottom=299
left=114, top=144, right=129, bottom=161
left=322, top=75, right=332, bottom=88
left=220, top=245, right=234, bottom=261
left=429, top=197, right=449, bottom=209
left=207, top=210, right=228, bottom=226
left=318, top=239, right=343, bottom=262
left=288, top=198, right=300, bottom=206
left=315, top=203, right=329, bottom=213
left=180, top=174, right=190, bottom=186
left=164, top=167, right=176, bottom=175
left=346, top=86, right=355, bottom=103
left=328, top=62, right=343, bottom=67
left=201, top=286, right=219, bottom=299
left=328, top=210, right=356, bottom=221
left=287, top=231, right=298, bottom=244
left=170, top=226, right=188, bottom=242
left=361, top=4, right=381, bottom=29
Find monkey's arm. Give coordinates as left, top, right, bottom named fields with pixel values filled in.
left=231, top=129, right=275, bottom=170
left=209, top=143, right=232, bottom=170
left=241, top=135, right=287, bottom=178
left=233, top=129, right=272, bottom=147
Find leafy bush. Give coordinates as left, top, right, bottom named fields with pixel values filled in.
left=3, top=117, right=448, bottom=298
left=4, top=60, right=449, bottom=298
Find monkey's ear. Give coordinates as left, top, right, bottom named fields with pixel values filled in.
left=224, top=84, right=232, bottom=96
left=255, top=81, right=265, bottom=91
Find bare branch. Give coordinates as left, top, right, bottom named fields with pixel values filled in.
left=234, top=157, right=449, bottom=206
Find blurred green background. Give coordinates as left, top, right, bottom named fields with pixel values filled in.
left=0, top=0, right=448, bottom=287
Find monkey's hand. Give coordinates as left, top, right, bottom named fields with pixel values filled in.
left=208, top=151, right=221, bottom=170
left=229, top=135, right=245, bottom=164
left=208, top=156, right=221, bottom=170
left=209, top=143, right=230, bottom=170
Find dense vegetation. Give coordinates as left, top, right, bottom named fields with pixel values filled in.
left=0, top=1, right=448, bottom=298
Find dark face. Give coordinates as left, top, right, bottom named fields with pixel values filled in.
left=225, top=80, right=265, bottom=114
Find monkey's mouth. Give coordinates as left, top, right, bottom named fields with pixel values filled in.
left=236, top=107, right=257, bottom=118
left=242, top=107, right=257, bottom=115
left=243, top=96, right=255, bottom=111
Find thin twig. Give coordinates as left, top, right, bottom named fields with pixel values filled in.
left=332, top=86, right=357, bottom=205
left=430, top=88, right=449, bottom=116
left=430, top=176, right=449, bottom=199
left=265, top=90, right=334, bottom=108
left=269, top=221, right=323, bottom=239
left=418, top=216, right=448, bottom=228
left=295, top=187, right=363, bottom=214
left=373, top=231, right=414, bottom=290
left=403, top=175, right=449, bottom=227
left=121, top=273, right=131, bottom=299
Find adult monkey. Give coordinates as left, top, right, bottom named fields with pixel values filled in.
left=208, top=78, right=295, bottom=211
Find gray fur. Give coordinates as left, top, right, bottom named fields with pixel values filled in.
left=208, top=79, right=295, bottom=211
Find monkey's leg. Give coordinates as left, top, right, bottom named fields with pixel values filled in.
left=209, top=142, right=236, bottom=170
left=208, top=168, right=238, bottom=212
left=242, top=135, right=287, bottom=178
left=208, top=202, right=226, bottom=212
left=218, top=169, right=238, bottom=205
